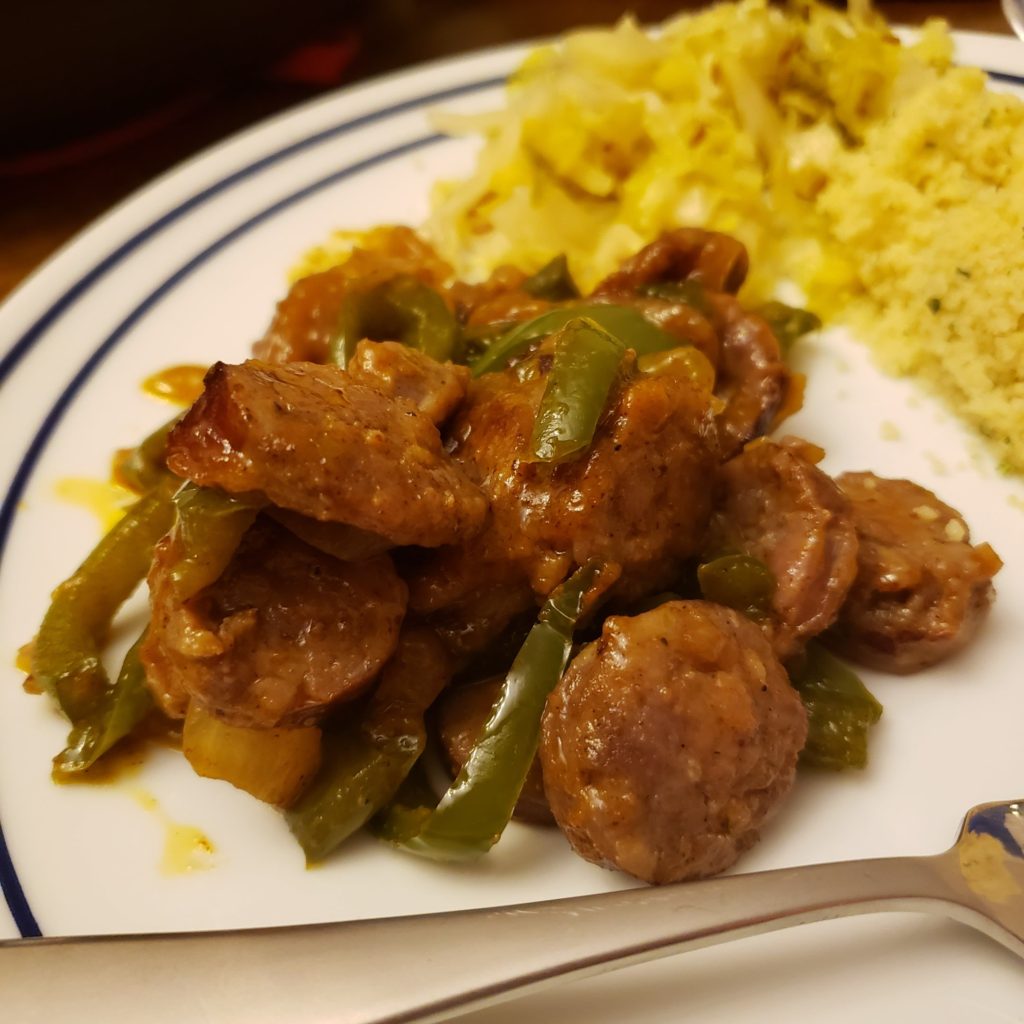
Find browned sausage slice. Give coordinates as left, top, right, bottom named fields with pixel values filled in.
left=826, top=473, right=1002, bottom=673
left=540, top=600, right=807, bottom=884
left=166, top=359, right=488, bottom=548
left=591, top=231, right=790, bottom=455
left=407, top=338, right=719, bottom=621
left=592, top=228, right=749, bottom=296
left=142, top=519, right=407, bottom=728
left=704, top=438, right=859, bottom=660
left=710, top=296, right=793, bottom=458
left=347, top=340, right=469, bottom=425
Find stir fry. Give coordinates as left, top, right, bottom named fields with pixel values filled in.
left=28, top=225, right=1002, bottom=884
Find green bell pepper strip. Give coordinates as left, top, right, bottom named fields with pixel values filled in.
left=522, top=254, right=580, bottom=301
left=31, top=474, right=178, bottom=723
left=470, top=304, right=679, bottom=377
left=287, top=720, right=425, bottom=863
left=756, top=301, right=822, bottom=353
left=115, top=416, right=179, bottom=495
left=52, top=630, right=154, bottom=778
left=455, top=320, right=516, bottom=365
left=530, top=318, right=626, bottom=464
left=285, top=630, right=450, bottom=863
left=376, top=562, right=600, bottom=862
left=168, top=484, right=262, bottom=601
left=698, top=554, right=776, bottom=620
left=789, top=641, right=883, bottom=771
left=328, top=276, right=458, bottom=367
left=373, top=757, right=440, bottom=840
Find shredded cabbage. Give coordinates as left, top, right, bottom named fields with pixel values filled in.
left=423, top=0, right=953, bottom=303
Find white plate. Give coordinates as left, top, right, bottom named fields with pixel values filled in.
left=2, top=29, right=1024, bottom=1024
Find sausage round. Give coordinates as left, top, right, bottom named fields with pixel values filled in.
left=142, top=519, right=407, bottom=728
left=703, top=438, right=859, bottom=660
left=709, top=296, right=793, bottom=459
left=540, top=600, right=807, bottom=884
left=166, top=359, right=488, bottom=548
left=408, top=337, right=720, bottom=626
left=826, top=473, right=1002, bottom=673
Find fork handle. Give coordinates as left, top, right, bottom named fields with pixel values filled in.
left=0, top=853, right=992, bottom=1024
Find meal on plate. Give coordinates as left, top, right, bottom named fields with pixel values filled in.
left=22, top=0, right=1016, bottom=885
left=25, top=222, right=1002, bottom=883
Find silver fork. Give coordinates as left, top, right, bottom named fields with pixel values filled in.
left=2, top=799, right=1023, bottom=1024
left=1004, top=0, right=1024, bottom=41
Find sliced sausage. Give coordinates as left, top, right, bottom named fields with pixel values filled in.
left=540, top=600, right=807, bottom=884
left=703, top=438, right=859, bottom=660
left=142, top=519, right=407, bottom=728
left=710, top=295, right=793, bottom=458
left=592, top=228, right=749, bottom=296
left=166, top=359, right=488, bottom=548
left=826, top=473, right=1002, bottom=673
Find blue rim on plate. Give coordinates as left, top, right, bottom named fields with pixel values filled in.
left=0, top=72, right=500, bottom=939
left=1, top=63, right=1021, bottom=941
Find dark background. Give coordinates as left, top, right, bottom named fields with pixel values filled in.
left=0, top=1, right=1011, bottom=301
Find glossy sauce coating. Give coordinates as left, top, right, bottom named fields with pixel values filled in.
left=142, top=365, right=208, bottom=406
left=408, top=336, right=719, bottom=636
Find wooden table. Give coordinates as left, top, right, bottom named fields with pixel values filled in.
left=0, top=1, right=1012, bottom=303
